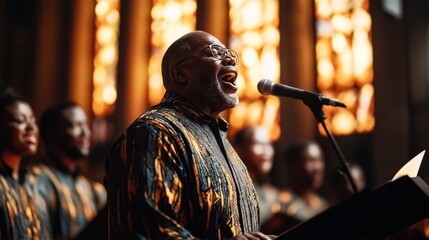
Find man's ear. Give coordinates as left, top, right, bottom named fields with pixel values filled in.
left=171, top=66, right=187, bottom=84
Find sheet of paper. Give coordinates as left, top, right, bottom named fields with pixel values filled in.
left=392, top=150, right=426, bottom=181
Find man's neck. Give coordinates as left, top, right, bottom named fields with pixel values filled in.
left=1, top=151, right=21, bottom=179
left=48, top=152, right=81, bottom=174
left=59, top=156, right=79, bottom=173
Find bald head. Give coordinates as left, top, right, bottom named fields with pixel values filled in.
left=160, top=30, right=238, bottom=117
left=161, top=31, right=216, bottom=89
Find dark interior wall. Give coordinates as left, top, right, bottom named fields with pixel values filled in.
left=0, top=0, right=75, bottom=118
left=407, top=0, right=429, bottom=183
left=279, top=0, right=318, bottom=145
left=196, top=0, right=229, bottom=43
left=371, top=0, right=429, bottom=185
left=0, top=0, right=37, bottom=98
left=371, top=0, right=411, bottom=185
left=32, top=0, right=75, bottom=118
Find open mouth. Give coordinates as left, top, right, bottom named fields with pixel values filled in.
left=24, top=135, right=38, bottom=144
left=80, top=139, right=91, bottom=149
left=220, top=72, right=237, bottom=83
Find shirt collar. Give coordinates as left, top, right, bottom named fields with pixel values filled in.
left=0, top=158, right=27, bottom=183
left=45, top=154, right=81, bottom=178
left=161, top=91, right=229, bottom=132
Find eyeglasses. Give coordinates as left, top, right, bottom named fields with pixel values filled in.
left=176, top=44, right=239, bottom=65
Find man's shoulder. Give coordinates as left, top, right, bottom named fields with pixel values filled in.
left=108, top=105, right=184, bottom=151
left=127, top=104, right=186, bottom=131
left=27, top=162, right=53, bottom=177
left=76, top=175, right=107, bottom=201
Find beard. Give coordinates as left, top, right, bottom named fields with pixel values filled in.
left=202, top=77, right=239, bottom=113
left=62, top=145, right=89, bottom=160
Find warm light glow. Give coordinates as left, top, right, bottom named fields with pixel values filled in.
left=241, top=1, right=262, bottom=29
left=148, top=0, right=197, bottom=106
left=102, top=84, right=117, bottom=104
left=353, top=40, right=373, bottom=84
left=182, top=0, right=197, bottom=15
left=97, top=25, right=116, bottom=44
left=148, top=72, right=164, bottom=105
left=423, top=218, right=429, bottom=237
left=229, top=0, right=280, bottom=140
left=315, top=0, right=374, bottom=135
left=338, top=89, right=358, bottom=109
left=331, top=33, right=348, bottom=53
left=317, top=58, right=335, bottom=88
left=95, top=1, right=110, bottom=17
left=164, top=2, right=182, bottom=21
left=331, top=110, right=356, bottom=135
left=316, top=38, right=332, bottom=59
left=229, top=102, right=248, bottom=130
left=331, top=14, right=352, bottom=34
left=106, top=10, right=120, bottom=24
left=262, top=97, right=280, bottom=140
left=93, top=66, right=107, bottom=85
left=263, top=26, right=280, bottom=45
left=92, top=0, right=120, bottom=117
left=247, top=101, right=264, bottom=124
left=261, top=46, right=280, bottom=81
left=352, top=9, right=372, bottom=31
left=241, top=47, right=259, bottom=67
left=331, top=0, right=350, bottom=13
left=99, top=45, right=117, bottom=65
left=242, top=31, right=263, bottom=48
left=356, top=83, right=374, bottom=132
left=315, top=0, right=332, bottom=19
left=336, top=50, right=354, bottom=87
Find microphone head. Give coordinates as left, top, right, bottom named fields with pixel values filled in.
left=257, top=79, right=275, bottom=95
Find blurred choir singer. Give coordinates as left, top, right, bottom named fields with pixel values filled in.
left=262, top=140, right=329, bottom=234
left=32, top=102, right=106, bottom=239
left=0, top=89, right=53, bottom=239
left=233, top=125, right=281, bottom=225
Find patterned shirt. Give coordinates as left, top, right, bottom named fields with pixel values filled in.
left=253, top=181, right=281, bottom=224
left=31, top=162, right=107, bottom=240
left=105, top=91, right=260, bottom=239
left=277, top=188, right=329, bottom=222
left=0, top=160, right=53, bottom=240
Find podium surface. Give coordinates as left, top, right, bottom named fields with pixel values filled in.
left=276, top=176, right=429, bottom=240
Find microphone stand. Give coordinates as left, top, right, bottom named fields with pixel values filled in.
left=303, top=94, right=380, bottom=239
left=277, top=93, right=375, bottom=240
left=305, top=95, right=375, bottom=238
left=302, top=94, right=359, bottom=194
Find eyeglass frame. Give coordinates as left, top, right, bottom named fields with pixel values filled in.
left=175, top=44, right=239, bottom=66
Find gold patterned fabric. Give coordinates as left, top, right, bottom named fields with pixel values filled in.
left=276, top=188, right=329, bottom=222
left=0, top=160, right=53, bottom=240
left=105, top=91, right=260, bottom=239
left=31, top=163, right=107, bottom=240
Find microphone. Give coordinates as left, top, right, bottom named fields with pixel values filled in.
left=257, top=79, right=346, bottom=108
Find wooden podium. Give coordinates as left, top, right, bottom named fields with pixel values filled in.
left=276, top=176, right=429, bottom=239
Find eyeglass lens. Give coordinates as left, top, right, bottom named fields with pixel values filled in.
left=210, top=45, right=239, bottom=64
